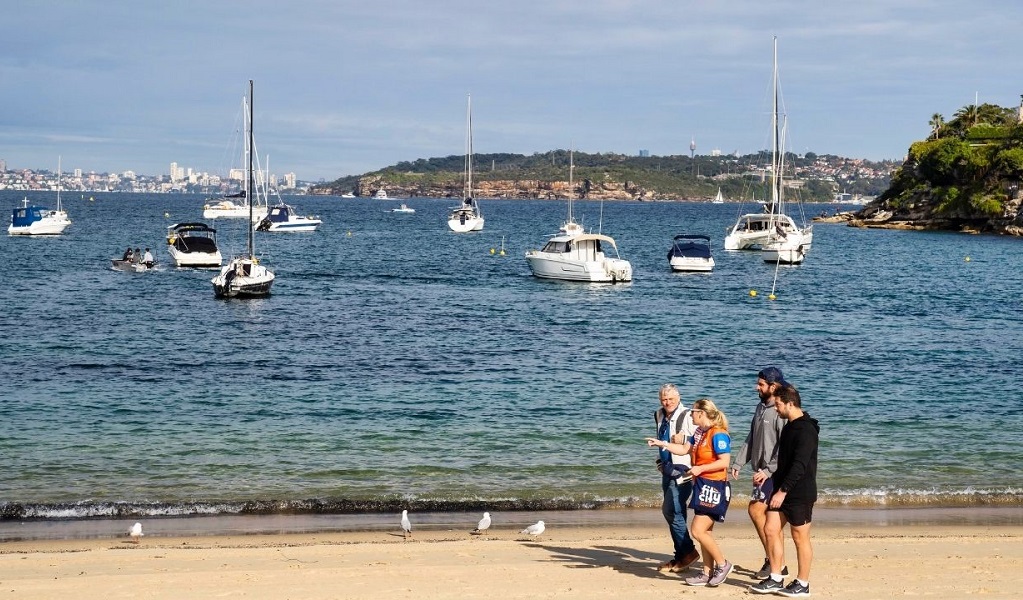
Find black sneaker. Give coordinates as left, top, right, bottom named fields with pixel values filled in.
left=776, top=580, right=811, bottom=597
left=748, top=577, right=784, bottom=594
left=754, top=559, right=789, bottom=579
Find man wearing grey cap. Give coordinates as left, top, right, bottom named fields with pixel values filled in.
left=731, top=367, right=790, bottom=579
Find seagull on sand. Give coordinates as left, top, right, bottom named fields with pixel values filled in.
left=401, top=510, right=412, bottom=539
left=520, top=520, right=545, bottom=537
left=128, top=522, right=144, bottom=544
left=472, top=512, right=492, bottom=535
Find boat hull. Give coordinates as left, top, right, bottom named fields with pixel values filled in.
left=447, top=215, right=484, bottom=232
left=525, top=254, right=632, bottom=283
left=110, top=259, right=152, bottom=272
left=258, top=219, right=321, bottom=232
left=202, top=202, right=268, bottom=221
left=168, top=247, right=223, bottom=267
left=669, top=257, right=715, bottom=272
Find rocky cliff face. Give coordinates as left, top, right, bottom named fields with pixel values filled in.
left=344, top=174, right=657, bottom=201
left=852, top=186, right=1023, bottom=235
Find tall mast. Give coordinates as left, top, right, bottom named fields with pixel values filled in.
left=770, top=36, right=780, bottom=216
left=247, top=79, right=254, bottom=259
left=56, top=155, right=62, bottom=211
left=465, top=93, right=473, bottom=200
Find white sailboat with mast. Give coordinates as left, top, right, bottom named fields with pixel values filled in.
left=723, top=37, right=812, bottom=258
left=447, top=94, right=484, bottom=232
left=202, top=97, right=269, bottom=222
left=211, top=80, right=275, bottom=298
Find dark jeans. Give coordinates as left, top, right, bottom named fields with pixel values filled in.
left=661, top=475, right=696, bottom=560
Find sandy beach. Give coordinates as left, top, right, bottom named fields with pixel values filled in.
left=3, top=509, right=1021, bottom=599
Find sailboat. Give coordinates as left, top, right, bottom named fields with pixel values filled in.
left=712, top=187, right=725, bottom=204
left=211, top=80, right=275, bottom=298
left=202, top=97, right=269, bottom=222
left=525, top=148, right=632, bottom=283
left=8, top=157, right=72, bottom=235
left=447, top=94, right=484, bottom=232
left=723, top=37, right=812, bottom=260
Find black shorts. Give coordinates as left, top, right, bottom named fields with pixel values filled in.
left=769, top=499, right=813, bottom=526
left=751, top=478, right=774, bottom=504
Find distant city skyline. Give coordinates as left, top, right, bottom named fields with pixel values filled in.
left=2, top=1, right=1021, bottom=180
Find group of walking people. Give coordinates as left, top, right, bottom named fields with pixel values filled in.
left=645, top=367, right=819, bottom=597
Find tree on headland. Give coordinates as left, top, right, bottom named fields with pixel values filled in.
left=929, top=113, right=945, bottom=139
left=863, top=100, right=1023, bottom=234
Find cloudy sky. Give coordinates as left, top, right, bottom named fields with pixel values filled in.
left=2, top=1, right=1021, bottom=181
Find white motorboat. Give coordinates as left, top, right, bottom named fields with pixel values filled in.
left=448, top=94, right=484, bottom=233
left=256, top=202, right=322, bottom=232
left=391, top=203, right=416, bottom=214
left=8, top=157, right=71, bottom=236
left=526, top=147, right=632, bottom=283
left=374, top=189, right=389, bottom=199
left=668, top=234, right=715, bottom=272
left=212, top=80, right=275, bottom=299
left=166, top=222, right=223, bottom=267
left=723, top=37, right=813, bottom=256
left=525, top=233, right=632, bottom=283
left=340, top=192, right=356, bottom=198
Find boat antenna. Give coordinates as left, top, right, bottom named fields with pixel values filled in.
left=247, top=79, right=254, bottom=259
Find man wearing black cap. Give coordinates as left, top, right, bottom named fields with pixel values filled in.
left=731, top=367, right=789, bottom=579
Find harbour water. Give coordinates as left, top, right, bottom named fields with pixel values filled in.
left=2, top=191, right=1021, bottom=532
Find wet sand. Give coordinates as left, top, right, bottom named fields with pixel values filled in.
left=2, top=508, right=1022, bottom=599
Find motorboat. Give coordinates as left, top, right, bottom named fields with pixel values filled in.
left=256, top=202, right=322, bottom=232
left=166, top=222, right=223, bottom=267
left=8, top=197, right=72, bottom=236
left=668, top=234, right=715, bottom=272
left=723, top=37, right=813, bottom=257
left=340, top=192, right=356, bottom=198
left=526, top=233, right=632, bottom=283
left=448, top=94, right=485, bottom=233
left=374, top=189, right=389, bottom=199
left=391, top=203, right=416, bottom=214
left=8, top=157, right=71, bottom=236
left=202, top=190, right=267, bottom=222
left=110, top=258, right=153, bottom=272
left=212, top=80, right=275, bottom=299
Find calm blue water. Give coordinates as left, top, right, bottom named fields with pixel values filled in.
left=2, top=190, right=1021, bottom=521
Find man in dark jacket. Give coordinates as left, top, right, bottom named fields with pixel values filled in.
left=750, top=384, right=819, bottom=598
left=731, top=367, right=789, bottom=579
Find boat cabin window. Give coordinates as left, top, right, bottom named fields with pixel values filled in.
left=541, top=241, right=569, bottom=253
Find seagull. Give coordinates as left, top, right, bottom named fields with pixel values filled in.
left=520, top=520, right=545, bottom=537
left=472, top=511, right=492, bottom=535
left=128, top=522, right=144, bottom=544
left=401, top=510, right=412, bottom=539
